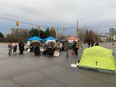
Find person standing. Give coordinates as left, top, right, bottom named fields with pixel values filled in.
left=72, top=40, right=77, bottom=55
left=65, top=40, right=69, bottom=58
left=12, top=42, right=18, bottom=54
left=75, top=43, right=79, bottom=56
left=29, top=43, right=34, bottom=53
left=90, top=40, right=94, bottom=47
left=59, top=42, right=63, bottom=52
left=8, top=42, right=13, bottom=55
left=33, top=45, right=41, bottom=56
left=87, top=39, right=91, bottom=47
left=19, top=42, right=25, bottom=55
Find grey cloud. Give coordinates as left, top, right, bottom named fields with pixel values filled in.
left=0, top=0, right=116, bottom=34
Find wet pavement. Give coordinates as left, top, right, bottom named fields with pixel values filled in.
left=0, top=42, right=116, bottom=87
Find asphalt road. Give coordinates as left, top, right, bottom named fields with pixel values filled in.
left=0, top=42, right=116, bottom=87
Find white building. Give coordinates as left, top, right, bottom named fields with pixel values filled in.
left=99, top=35, right=108, bottom=42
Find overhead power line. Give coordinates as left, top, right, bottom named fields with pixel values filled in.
left=0, top=16, right=116, bottom=29
left=0, top=16, right=48, bottom=27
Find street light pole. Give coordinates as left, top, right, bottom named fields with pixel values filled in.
left=77, top=19, right=78, bottom=31
left=76, top=18, right=83, bottom=47
left=57, top=27, right=59, bottom=40
left=38, top=25, right=40, bottom=37
left=76, top=19, right=79, bottom=38
left=38, top=30, right=40, bottom=37
left=76, top=19, right=82, bottom=39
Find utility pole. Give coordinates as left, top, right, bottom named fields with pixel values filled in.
left=76, top=19, right=79, bottom=38
left=76, top=18, right=83, bottom=38
left=38, top=25, right=40, bottom=37
left=57, top=27, right=58, bottom=40
left=76, top=18, right=83, bottom=47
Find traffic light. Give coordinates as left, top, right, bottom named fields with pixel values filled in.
left=38, top=25, right=40, bottom=30
left=51, top=28, right=54, bottom=31
left=16, top=21, right=19, bottom=26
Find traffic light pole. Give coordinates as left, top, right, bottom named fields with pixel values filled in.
left=38, top=25, right=40, bottom=37
left=38, top=30, right=40, bottom=37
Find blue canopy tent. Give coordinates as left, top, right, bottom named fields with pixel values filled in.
left=28, top=36, right=43, bottom=41
left=44, top=36, right=58, bottom=41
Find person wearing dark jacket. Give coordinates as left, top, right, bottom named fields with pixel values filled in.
left=29, top=43, right=34, bottom=53
left=33, top=45, right=41, bottom=56
left=72, top=40, right=77, bottom=51
left=75, top=43, right=79, bottom=56
left=65, top=40, right=69, bottom=58
left=19, top=42, right=25, bottom=55
left=95, top=41, right=99, bottom=46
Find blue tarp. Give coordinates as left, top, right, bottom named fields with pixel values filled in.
left=44, top=36, right=58, bottom=41
left=28, top=36, right=43, bottom=41
left=60, top=39, right=66, bottom=42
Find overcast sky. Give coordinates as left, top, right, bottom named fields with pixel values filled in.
left=0, top=0, right=116, bottom=35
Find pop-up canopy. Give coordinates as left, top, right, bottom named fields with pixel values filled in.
left=28, top=36, right=43, bottom=41
left=44, top=36, right=58, bottom=41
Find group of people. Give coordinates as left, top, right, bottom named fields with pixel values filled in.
left=8, top=39, right=100, bottom=58
left=8, top=42, right=25, bottom=55
left=87, top=39, right=99, bottom=47
left=69, top=39, right=99, bottom=57
left=8, top=40, right=65, bottom=57
left=28, top=43, right=41, bottom=56
left=41, top=41, right=64, bottom=56
left=28, top=41, right=62, bottom=57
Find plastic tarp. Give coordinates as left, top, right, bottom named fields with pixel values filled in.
left=67, top=36, right=79, bottom=43
left=28, top=36, right=43, bottom=41
left=78, top=46, right=116, bottom=71
left=45, top=40, right=56, bottom=44
left=44, top=36, right=58, bottom=41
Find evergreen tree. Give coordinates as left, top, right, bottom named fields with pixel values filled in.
left=0, top=32, right=4, bottom=38
left=40, top=30, right=45, bottom=39
left=45, top=27, right=50, bottom=38
left=29, top=28, right=39, bottom=37
left=50, top=27, right=56, bottom=37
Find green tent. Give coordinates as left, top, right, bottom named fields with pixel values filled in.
left=78, top=46, right=116, bottom=71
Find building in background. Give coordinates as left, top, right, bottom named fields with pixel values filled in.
left=67, top=36, right=79, bottom=43
left=11, top=28, right=29, bottom=34
left=109, top=28, right=116, bottom=41
left=99, top=35, right=108, bottom=42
